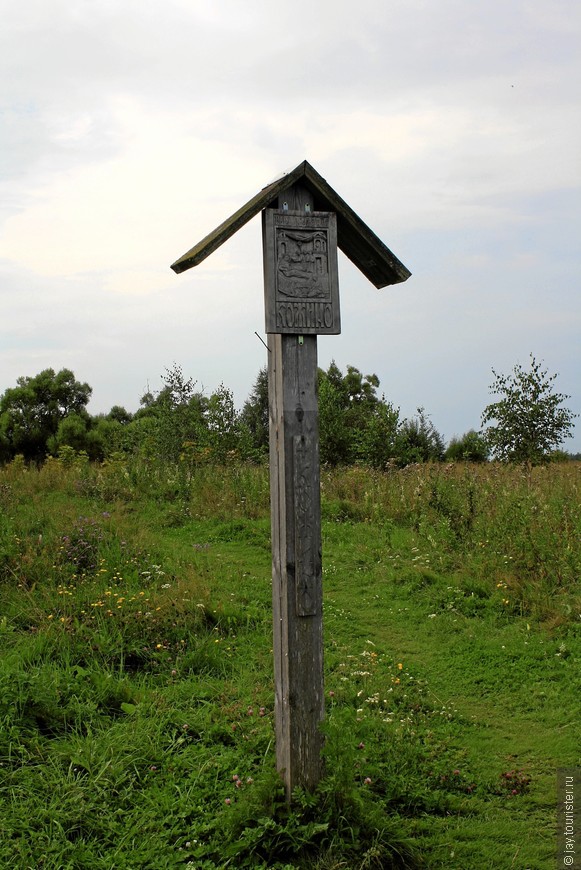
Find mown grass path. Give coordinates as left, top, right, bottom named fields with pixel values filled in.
left=165, top=512, right=579, bottom=868
left=320, top=521, right=580, bottom=869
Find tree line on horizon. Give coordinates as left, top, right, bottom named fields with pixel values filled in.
left=0, top=357, right=577, bottom=468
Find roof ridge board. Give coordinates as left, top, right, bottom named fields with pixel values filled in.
left=301, top=162, right=411, bottom=286
left=170, top=159, right=411, bottom=288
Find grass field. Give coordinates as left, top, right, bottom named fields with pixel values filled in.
left=0, top=456, right=580, bottom=869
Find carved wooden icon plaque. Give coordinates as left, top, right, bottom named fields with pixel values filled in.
left=263, top=210, right=340, bottom=335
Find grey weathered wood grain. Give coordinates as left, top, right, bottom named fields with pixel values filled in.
left=267, top=330, right=324, bottom=798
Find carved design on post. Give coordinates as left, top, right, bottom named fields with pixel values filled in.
left=294, top=434, right=321, bottom=617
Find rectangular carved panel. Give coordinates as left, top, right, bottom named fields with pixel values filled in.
left=263, top=210, right=340, bottom=335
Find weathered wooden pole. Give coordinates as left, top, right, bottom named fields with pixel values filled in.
left=262, top=181, right=339, bottom=796
left=267, top=331, right=324, bottom=795
left=170, top=159, right=411, bottom=802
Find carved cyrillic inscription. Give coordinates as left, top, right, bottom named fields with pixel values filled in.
left=276, top=301, right=333, bottom=331
left=264, top=211, right=340, bottom=335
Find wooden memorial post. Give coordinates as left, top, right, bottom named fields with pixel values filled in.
left=171, top=161, right=410, bottom=799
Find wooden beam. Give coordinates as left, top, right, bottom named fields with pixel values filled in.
left=263, top=178, right=324, bottom=799
left=268, top=331, right=324, bottom=798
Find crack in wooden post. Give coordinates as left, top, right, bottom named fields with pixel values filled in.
left=294, top=433, right=320, bottom=617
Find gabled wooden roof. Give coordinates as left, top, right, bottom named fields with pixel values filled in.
left=171, top=160, right=410, bottom=288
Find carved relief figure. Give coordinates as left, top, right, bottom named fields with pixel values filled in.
left=276, top=230, right=330, bottom=299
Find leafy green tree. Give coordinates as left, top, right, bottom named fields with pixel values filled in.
left=394, top=408, right=445, bottom=466
left=481, top=355, right=577, bottom=464
left=240, top=367, right=269, bottom=457
left=445, top=430, right=489, bottom=462
left=106, top=405, right=133, bottom=425
left=357, top=399, right=400, bottom=468
left=318, top=362, right=399, bottom=466
left=47, top=412, right=91, bottom=456
left=0, top=427, right=10, bottom=464
left=127, top=366, right=250, bottom=468
left=319, top=362, right=376, bottom=465
left=132, top=364, right=207, bottom=465
left=50, top=414, right=129, bottom=461
left=205, top=383, right=244, bottom=461
left=318, top=365, right=353, bottom=465
left=0, top=368, right=92, bottom=461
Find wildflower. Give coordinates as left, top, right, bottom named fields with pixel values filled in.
left=397, top=663, right=403, bottom=670
left=358, top=742, right=365, bottom=750
left=328, top=691, right=335, bottom=698
left=364, top=777, right=372, bottom=785
left=224, top=798, right=231, bottom=805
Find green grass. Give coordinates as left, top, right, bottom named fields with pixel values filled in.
left=0, top=457, right=580, bottom=868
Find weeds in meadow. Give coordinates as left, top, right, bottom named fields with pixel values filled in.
left=0, top=455, right=579, bottom=867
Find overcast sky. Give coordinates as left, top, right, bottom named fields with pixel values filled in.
left=1, top=0, right=580, bottom=450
